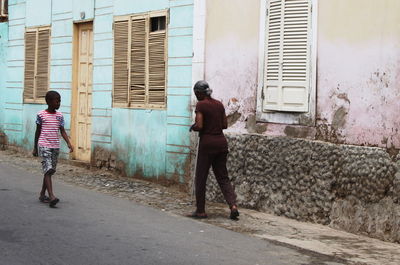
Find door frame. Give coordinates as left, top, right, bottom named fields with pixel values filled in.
left=71, top=21, right=93, bottom=161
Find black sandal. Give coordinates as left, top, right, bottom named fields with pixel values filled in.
left=230, top=208, right=240, bottom=220
left=39, top=195, right=50, bottom=203
left=49, top=198, right=60, bottom=208
left=186, top=212, right=208, bottom=219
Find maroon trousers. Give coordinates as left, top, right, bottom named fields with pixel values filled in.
left=195, top=151, right=237, bottom=213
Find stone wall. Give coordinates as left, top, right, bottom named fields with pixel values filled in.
left=206, top=134, right=400, bottom=243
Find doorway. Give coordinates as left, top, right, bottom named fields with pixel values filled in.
left=72, top=22, right=93, bottom=162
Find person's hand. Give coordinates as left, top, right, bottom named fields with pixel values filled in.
left=32, top=148, right=38, bottom=157
left=68, top=144, right=74, bottom=153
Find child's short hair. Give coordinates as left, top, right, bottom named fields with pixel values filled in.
left=45, top=91, right=60, bottom=103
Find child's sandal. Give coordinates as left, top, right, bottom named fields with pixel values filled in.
left=39, top=195, right=50, bottom=203
left=49, top=198, right=60, bottom=208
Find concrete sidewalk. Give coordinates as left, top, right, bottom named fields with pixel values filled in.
left=1, top=148, right=399, bottom=265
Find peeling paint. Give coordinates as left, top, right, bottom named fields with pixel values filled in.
left=317, top=0, right=400, bottom=148
left=284, top=126, right=315, bottom=139
left=205, top=0, right=259, bottom=133
left=245, top=114, right=267, bottom=134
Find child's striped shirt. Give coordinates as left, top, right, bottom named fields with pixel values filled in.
left=36, top=110, right=65, bottom=148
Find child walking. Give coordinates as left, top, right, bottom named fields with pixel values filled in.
left=32, top=91, right=73, bottom=208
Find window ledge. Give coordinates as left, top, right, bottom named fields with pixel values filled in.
left=24, top=99, right=46, bottom=104
left=256, top=110, right=315, bottom=126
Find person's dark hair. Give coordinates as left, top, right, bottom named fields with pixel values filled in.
left=45, top=90, right=60, bottom=103
left=193, top=80, right=212, bottom=96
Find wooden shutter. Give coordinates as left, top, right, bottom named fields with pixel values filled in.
left=148, top=29, right=166, bottom=106
left=263, top=0, right=311, bottom=112
left=0, top=0, right=8, bottom=17
left=3, top=0, right=7, bottom=16
left=113, top=19, right=130, bottom=107
left=113, top=11, right=168, bottom=109
left=24, top=31, right=37, bottom=101
left=130, top=17, right=147, bottom=106
left=36, top=28, right=50, bottom=99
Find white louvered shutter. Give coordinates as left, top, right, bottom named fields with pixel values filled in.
left=263, top=0, right=311, bottom=112
left=113, top=19, right=130, bottom=107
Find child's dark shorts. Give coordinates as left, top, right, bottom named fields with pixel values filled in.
left=39, top=146, right=60, bottom=176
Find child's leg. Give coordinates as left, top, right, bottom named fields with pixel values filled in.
left=40, top=177, right=47, bottom=197
left=39, top=147, right=58, bottom=200
left=44, top=173, right=56, bottom=200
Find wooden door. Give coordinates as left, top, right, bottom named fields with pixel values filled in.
left=73, top=23, right=93, bottom=162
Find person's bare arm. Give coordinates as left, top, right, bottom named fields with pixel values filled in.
left=60, top=127, right=74, bottom=153
left=191, top=111, right=204, bottom=131
left=32, top=124, right=41, bottom=156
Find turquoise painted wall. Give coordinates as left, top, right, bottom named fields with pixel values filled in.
left=26, top=0, right=51, bottom=27
left=4, top=0, right=25, bottom=146
left=0, top=23, right=8, bottom=132
left=2, top=0, right=194, bottom=183
left=92, top=0, right=194, bottom=182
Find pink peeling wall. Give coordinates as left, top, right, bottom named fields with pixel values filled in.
left=316, top=0, right=400, bottom=149
left=204, top=0, right=260, bottom=131
left=204, top=0, right=400, bottom=150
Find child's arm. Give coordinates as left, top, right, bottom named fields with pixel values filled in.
left=60, top=127, right=74, bottom=153
left=33, top=124, right=41, bottom=156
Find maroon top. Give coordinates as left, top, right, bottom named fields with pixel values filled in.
left=195, top=98, right=228, bottom=154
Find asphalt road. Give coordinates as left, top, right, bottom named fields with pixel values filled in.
left=0, top=161, right=344, bottom=265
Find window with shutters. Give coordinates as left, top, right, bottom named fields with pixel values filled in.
left=113, top=11, right=168, bottom=109
left=23, top=27, right=51, bottom=103
left=262, top=0, right=312, bottom=113
left=0, top=0, right=8, bottom=21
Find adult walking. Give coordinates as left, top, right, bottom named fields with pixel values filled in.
left=188, top=80, right=239, bottom=220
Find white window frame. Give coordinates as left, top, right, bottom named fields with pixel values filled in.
left=256, top=0, right=318, bottom=126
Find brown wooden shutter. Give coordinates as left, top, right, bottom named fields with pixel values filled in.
left=130, top=17, right=147, bottom=106
left=113, top=19, right=129, bottom=107
left=4, top=0, right=7, bottom=16
left=148, top=30, right=166, bottom=106
left=36, top=28, right=50, bottom=99
left=0, top=0, right=8, bottom=18
left=23, top=31, right=37, bottom=101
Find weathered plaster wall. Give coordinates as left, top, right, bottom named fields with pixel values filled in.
left=207, top=134, right=400, bottom=243
left=257, top=0, right=400, bottom=149
left=4, top=0, right=25, bottom=146
left=315, top=0, right=400, bottom=149
left=93, top=0, right=194, bottom=183
left=204, top=0, right=400, bottom=150
left=204, top=0, right=260, bottom=129
left=0, top=22, right=8, bottom=132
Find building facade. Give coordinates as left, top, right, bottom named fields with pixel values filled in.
left=0, top=0, right=194, bottom=184
left=200, top=0, right=400, bottom=243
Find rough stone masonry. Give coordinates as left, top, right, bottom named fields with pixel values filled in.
left=206, top=134, right=400, bottom=243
